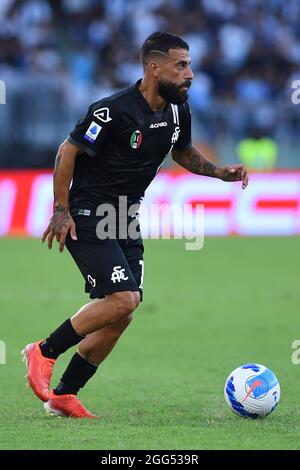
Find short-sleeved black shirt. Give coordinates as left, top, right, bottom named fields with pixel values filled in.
left=67, top=79, right=192, bottom=213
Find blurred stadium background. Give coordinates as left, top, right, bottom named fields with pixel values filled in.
left=1, top=0, right=300, bottom=237
left=1, top=0, right=300, bottom=450
left=1, top=0, right=300, bottom=168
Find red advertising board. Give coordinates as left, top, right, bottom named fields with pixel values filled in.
left=0, top=170, right=299, bottom=237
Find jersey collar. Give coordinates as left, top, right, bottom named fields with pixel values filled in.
left=134, top=79, right=169, bottom=116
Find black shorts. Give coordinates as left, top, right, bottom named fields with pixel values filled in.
left=65, top=216, right=144, bottom=300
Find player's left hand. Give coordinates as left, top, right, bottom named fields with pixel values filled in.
left=218, top=165, right=248, bottom=189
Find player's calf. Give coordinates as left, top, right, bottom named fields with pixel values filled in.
left=78, top=313, right=133, bottom=365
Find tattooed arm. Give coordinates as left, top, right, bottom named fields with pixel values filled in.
left=172, top=145, right=248, bottom=188
left=42, top=140, right=82, bottom=252
left=172, top=145, right=220, bottom=177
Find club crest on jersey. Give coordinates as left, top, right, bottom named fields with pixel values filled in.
left=93, top=107, right=112, bottom=123
left=130, top=130, right=142, bottom=149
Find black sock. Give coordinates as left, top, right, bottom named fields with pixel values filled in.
left=53, top=352, right=98, bottom=395
left=40, top=319, right=84, bottom=359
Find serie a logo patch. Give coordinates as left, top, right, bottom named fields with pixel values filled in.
left=84, top=121, right=102, bottom=143
left=130, top=130, right=142, bottom=149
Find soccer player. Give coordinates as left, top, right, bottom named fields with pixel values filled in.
left=22, top=32, right=248, bottom=418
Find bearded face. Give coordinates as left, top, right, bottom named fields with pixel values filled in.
left=158, top=78, right=192, bottom=104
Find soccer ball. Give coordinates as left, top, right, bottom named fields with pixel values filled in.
left=224, top=363, right=280, bottom=419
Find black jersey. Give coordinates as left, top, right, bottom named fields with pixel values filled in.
left=67, top=79, right=192, bottom=213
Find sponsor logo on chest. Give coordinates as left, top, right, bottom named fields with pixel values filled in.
left=149, top=122, right=168, bottom=128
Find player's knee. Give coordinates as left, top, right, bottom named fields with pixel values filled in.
left=110, top=291, right=140, bottom=319
left=118, top=291, right=139, bottom=315
left=131, top=291, right=140, bottom=309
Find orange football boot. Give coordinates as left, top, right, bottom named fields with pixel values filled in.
left=22, top=341, right=56, bottom=402
left=44, top=390, right=98, bottom=418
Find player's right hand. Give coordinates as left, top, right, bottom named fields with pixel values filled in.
left=41, top=206, right=77, bottom=253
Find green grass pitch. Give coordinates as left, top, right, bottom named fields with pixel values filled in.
left=0, top=237, right=299, bottom=450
